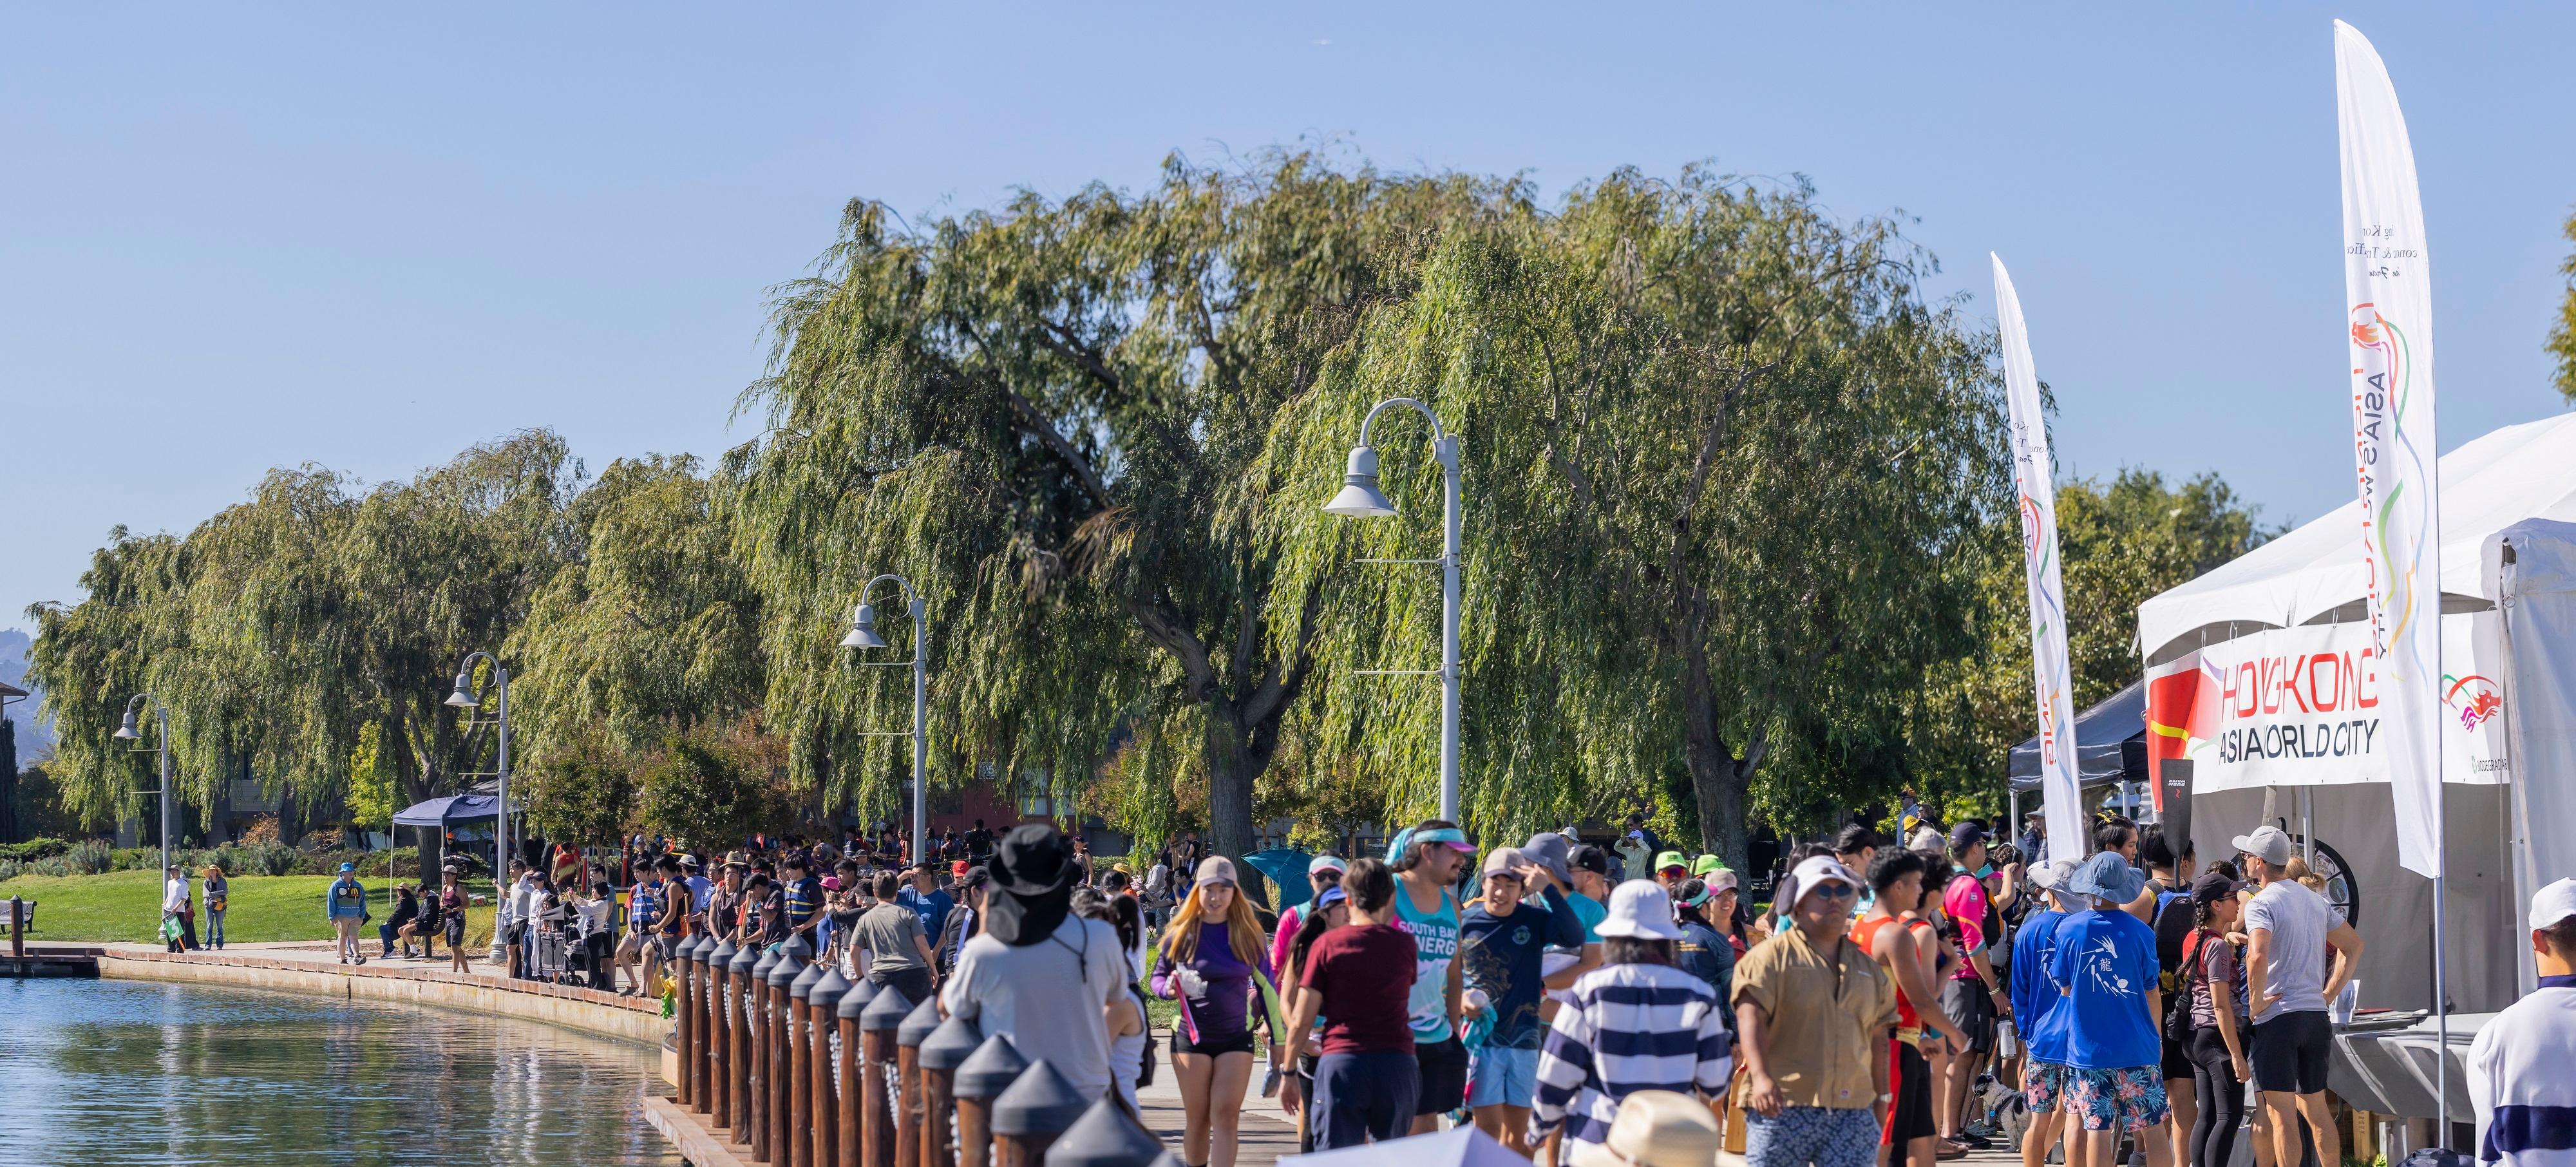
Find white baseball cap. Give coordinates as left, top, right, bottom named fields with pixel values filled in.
left=2533, top=877, right=2576, bottom=933
left=1778, top=855, right=1862, bottom=914
left=2026, top=857, right=2080, bottom=893
left=1594, top=879, right=1687, bottom=940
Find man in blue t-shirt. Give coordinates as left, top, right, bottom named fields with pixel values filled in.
left=896, top=864, right=953, bottom=937
left=2011, top=859, right=2078, bottom=1167
left=2047, top=852, right=2170, bottom=1167
left=1457, top=846, right=1587, bottom=1153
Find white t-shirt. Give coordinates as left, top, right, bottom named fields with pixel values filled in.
left=941, top=913, right=1127, bottom=1100
left=163, top=878, right=189, bottom=913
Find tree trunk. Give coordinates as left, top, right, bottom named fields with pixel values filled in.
left=1680, top=650, right=1761, bottom=874
left=1200, top=707, right=1269, bottom=908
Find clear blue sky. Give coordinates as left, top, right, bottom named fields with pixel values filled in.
left=8, top=4, right=2575, bottom=632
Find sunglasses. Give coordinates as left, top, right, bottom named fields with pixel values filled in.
left=1808, top=883, right=1857, bottom=901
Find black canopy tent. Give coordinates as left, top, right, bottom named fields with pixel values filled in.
left=2005, top=679, right=2167, bottom=852
left=2006, top=679, right=2147, bottom=791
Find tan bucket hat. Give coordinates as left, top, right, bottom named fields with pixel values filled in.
left=1567, top=1090, right=1721, bottom=1167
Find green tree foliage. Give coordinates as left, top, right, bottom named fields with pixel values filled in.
left=2551, top=209, right=2576, bottom=404
left=636, top=728, right=786, bottom=851
left=522, top=737, right=639, bottom=854
left=727, top=152, right=1507, bottom=862
left=1253, top=169, right=2009, bottom=868
left=25, top=433, right=582, bottom=847
left=1909, top=469, right=2272, bottom=821
left=346, top=721, right=393, bottom=830
left=506, top=454, right=765, bottom=762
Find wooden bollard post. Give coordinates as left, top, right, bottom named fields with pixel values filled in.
left=860, top=985, right=915, bottom=1167
left=732, top=942, right=762, bottom=1146
left=951, top=1034, right=1026, bottom=1167
left=989, top=1059, right=1086, bottom=1167
left=790, top=958, right=828, bottom=1167
left=1040, top=1094, right=1166, bottom=1167
left=673, top=935, right=700, bottom=1110
left=770, top=936, right=813, bottom=1167
left=10, top=896, right=23, bottom=958
left=835, top=976, right=880, bottom=1167
left=810, top=967, right=851, bottom=1167
left=696, top=935, right=721, bottom=1114
left=708, top=938, right=740, bottom=1130
left=748, top=947, right=784, bottom=1161
left=895, top=997, right=943, bottom=1167
left=916, top=1014, right=982, bottom=1167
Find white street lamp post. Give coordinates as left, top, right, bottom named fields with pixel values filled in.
left=112, top=694, right=172, bottom=918
left=844, top=576, right=929, bottom=869
left=446, top=653, right=510, bottom=963
left=1324, top=397, right=1463, bottom=824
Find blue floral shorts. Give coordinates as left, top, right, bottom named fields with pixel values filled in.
left=2023, top=1062, right=2068, bottom=1111
left=2059, top=1065, right=2170, bottom=1134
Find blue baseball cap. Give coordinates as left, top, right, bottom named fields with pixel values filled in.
left=338, top=862, right=356, bottom=873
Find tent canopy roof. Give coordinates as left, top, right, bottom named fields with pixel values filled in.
left=390, top=792, right=500, bottom=828
left=2009, top=680, right=2146, bottom=790
left=2138, top=413, right=2576, bottom=662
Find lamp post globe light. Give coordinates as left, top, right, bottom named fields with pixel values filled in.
left=843, top=576, right=927, bottom=869
left=1325, top=397, right=1462, bottom=823
left=113, top=694, right=173, bottom=913
left=446, top=652, right=511, bottom=963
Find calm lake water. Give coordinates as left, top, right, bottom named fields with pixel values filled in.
left=0, top=976, right=681, bottom=1166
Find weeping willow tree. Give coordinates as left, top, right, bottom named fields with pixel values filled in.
left=728, top=152, right=1513, bottom=862
left=25, top=432, right=582, bottom=854
left=505, top=453, right=766, bottom=762
left=1254, top=169, right=2011, bottom=868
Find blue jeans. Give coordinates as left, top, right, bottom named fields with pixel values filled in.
left=205, top=909, right=225, bottom=948
left=1312, top=1050, right=1419, bottom=1149
left=1745, top=1105, right=1879, bottom=1167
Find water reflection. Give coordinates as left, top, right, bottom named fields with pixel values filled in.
left=0, top=978, right=681, bottom=1166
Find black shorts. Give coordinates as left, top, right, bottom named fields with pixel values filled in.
left=1413, top=1036, right=1469, bottom=1115
left=1884, top=1038, right=1936, bottom=1146
left=2249, top=1010, right=2331, bottom=1095
left=1940, top=980, right=1998, bottom=1054
left=444, top=917, right=466, bottom=945
left=1172, top=1029, right=1258, bottom=1058
left=2161, top=1034, right=2195, bottom=1081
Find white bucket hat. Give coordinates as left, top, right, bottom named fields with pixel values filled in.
left=1593, top=879, right=1686, bottom=940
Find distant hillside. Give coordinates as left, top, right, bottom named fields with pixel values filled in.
left=0, top=628, right=50, bottom=756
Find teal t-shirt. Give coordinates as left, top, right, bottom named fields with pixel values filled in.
left=1392, top=881, right=1461, bottom=1043
left=1566, top=892, right=1607, bottom=944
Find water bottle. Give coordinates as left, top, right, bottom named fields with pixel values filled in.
left=1996, top=1018, right=2019, bottom=1059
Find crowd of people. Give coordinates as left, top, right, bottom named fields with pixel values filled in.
left=148, top=806, right=2576, bottom=1167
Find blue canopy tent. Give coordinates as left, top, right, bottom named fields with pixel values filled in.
left=391, top=793, right=502, bottom=880
left=391, top=793, right=501, bottom=827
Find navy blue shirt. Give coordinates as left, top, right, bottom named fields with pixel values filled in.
left=1675, top=917, right=1737, bottom=1018
left=2047, top=907, right=2161, bottom=1071
left=1458, top=884, right=1587, bottom=1049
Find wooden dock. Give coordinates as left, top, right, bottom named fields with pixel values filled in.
left=0, top=943, right=102, bottom=978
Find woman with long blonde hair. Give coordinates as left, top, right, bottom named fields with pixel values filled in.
left=1151, top=857, right=1285, bottom=1167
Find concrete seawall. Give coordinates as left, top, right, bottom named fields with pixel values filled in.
left=98, top=945, right=672, bottom=1047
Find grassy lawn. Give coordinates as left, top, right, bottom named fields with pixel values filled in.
left=0, top=869, right=504, bottom=949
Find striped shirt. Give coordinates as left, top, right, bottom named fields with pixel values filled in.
left=2470, top=976, right=2576, bottom=1167
left=1531, top=963, right=1735, bottom=1148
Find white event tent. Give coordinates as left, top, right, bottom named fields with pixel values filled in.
left=2136, top=413, right=2576, bottom=1010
